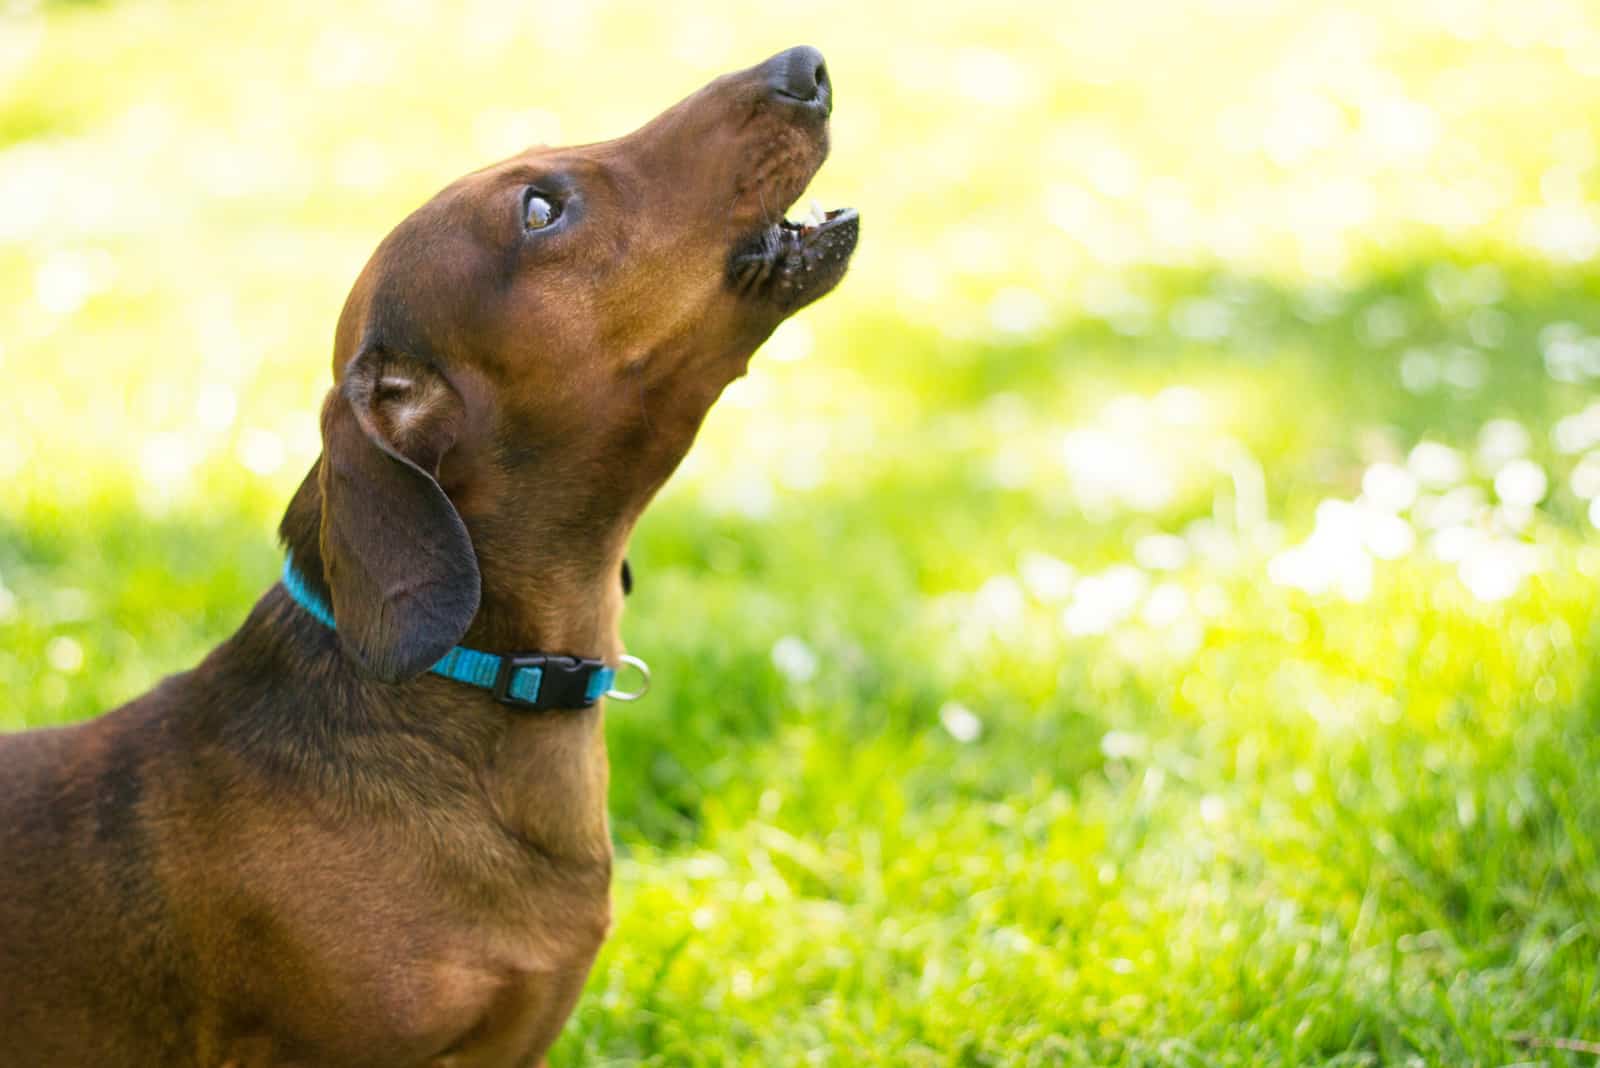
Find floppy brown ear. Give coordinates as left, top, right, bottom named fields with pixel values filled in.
left=318, top=347, right=480, bottom=683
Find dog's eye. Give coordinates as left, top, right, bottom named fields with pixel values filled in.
left=524, top=192, right=561, bottom=230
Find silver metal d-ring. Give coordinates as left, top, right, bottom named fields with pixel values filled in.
left=605, top=654, right=651, bottom=702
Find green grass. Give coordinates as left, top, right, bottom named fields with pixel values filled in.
left=5, top=0, right=1600, bottom=1063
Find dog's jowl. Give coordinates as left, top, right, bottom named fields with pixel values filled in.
left=0, top=46, right=857, bottom=1068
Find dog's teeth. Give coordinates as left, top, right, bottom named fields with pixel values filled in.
left=807, top=200, right=826, bottom=226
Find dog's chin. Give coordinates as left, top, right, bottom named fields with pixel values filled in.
left=728, top=207, right=860, bottom=315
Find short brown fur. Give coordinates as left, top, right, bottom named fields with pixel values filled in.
left=0, top=47, right=856, bottom=1067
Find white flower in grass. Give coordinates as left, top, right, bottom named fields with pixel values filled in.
left=1571, top=452, right=1600, bottom=499
left=1468, top=308, right=1508, bottom=349
left=1431, top=524, right=1482, bottom=564
left=939, top=702, right=982, bottom=743
left=1521, top=203, right=1600, bottom=263
left=1477, top=419, right=1530, bottom=473
left=1541, top=322, right=1589, bottom=382
left=1063, top=566, right=1146, bottom=636
left=1267, top=499, right=1387, bottom=602
left=1362, top=510, right=1415, bottom=561
left=1496, top=504, right=1535, bottom=533
left=1141, top=583, right=1190, bottom=628
left=1018, top=552, right=1075, bottom=603
left=1553, top=404, right=1600, bottom=453
left=1493, top=459, right=1548, bottom=507
left=1059, top=424, right=1176, bottom=514
left=46, top=636, right=83, bottom=673
left=1275, top=545, right=1372, bottom=602
left=972, top=576, right=1026, bottom=635
left=1399, top=348, right=1440, bottom=393
left=1362, top=462, right=1417, bottom=513
left=1134, top=533, right=1189, bottom=572
left=1363, top=300, right=1409, bottom=345
left=1459, top=538, right=1538, bottom=603
left=1185, top=519, right=1240, bottom=568
left=1414, top=486, right=1487, bottom=531
left=1100, top=730, right=1146, bottom=760
left=1408, top=441, right=1465, bottom=489
left=770, top=636, right=817, bottom=684
left=1443, top=348, right=1487, bottom=392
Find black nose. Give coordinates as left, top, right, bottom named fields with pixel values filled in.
left=763, top=45, right=831, bottom=115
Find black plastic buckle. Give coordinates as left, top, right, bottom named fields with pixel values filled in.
left=492, top=654, right=603, bottom=711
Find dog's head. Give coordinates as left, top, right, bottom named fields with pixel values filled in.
left=293, top=47, right=859, bottom=682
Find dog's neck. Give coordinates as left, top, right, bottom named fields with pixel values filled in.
left=273, top=462, right=621, bottom=863
left=279, top=460, right=629, bottom=661
left=462, top=519, right=630, bottom=664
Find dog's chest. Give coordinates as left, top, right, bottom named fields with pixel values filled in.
left=203, top=794, right=610, bottom=1066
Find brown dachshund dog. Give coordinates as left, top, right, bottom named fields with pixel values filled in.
left=0, top=46, right=857, bottom=1067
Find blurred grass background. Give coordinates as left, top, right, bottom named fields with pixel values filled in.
left=5, top=0, right=1600, bottom=1063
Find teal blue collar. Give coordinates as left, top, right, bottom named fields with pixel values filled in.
left=281, top=553, right=633, bottom=711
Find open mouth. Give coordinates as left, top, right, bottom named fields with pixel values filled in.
left=729, top=200, right=860, bottom=313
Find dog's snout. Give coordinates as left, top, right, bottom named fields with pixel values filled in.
left=764, top=45, right=831, bottom=115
